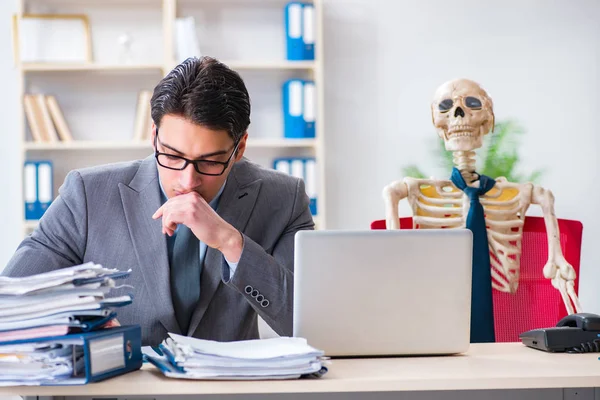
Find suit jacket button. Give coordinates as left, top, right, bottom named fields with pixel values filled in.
left=256, top=294, right=264, bottom=302
left=261, top=299, right=270, bottom=308
left=251, top=289, right=259, bottom=298
left=245, top=285, right=253, bottom=294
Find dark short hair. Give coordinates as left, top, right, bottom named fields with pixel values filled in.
left=150, top=56, right=251, bottom=142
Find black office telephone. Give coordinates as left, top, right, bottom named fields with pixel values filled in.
left=519, top=313, right=600, bottom=353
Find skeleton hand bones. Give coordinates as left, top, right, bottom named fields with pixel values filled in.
left=543, top=253, right=581, bottom=315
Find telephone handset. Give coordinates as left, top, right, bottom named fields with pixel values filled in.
left=556, top=313, right=600, bottom=331
left=520, top=313, right=600, bottom=353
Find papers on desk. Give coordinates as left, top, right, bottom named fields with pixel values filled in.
left=0, top=341, right=80, bottom=385
left=144, top=333, right=328, bottom=380
left=0, top=262, right=130, bottom=295
left=0, top=262, right=135, bottom=385
left=0, top=262, right=132, bottom=336
left=0, top=325, right=143, bottom=386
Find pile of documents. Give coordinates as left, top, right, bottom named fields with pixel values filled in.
left=0, top=341, right=78, bottom=385
left=144, top=333, right=328, bottom=380
left=0, top=325, right=142, bottom=386
left=0, top=262, right=134, bottom=385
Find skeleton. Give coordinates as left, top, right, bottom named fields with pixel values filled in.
left=382, top=78, right=581, bottom=315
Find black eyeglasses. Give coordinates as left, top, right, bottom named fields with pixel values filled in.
left=154, top=129, right=240, bottom=176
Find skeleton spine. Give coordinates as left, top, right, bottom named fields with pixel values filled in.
left=453, top=151, right=477, bottom=183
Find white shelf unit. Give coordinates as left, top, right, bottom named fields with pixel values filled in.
left=23, top=138, right=318, bottom=151
left=21, top=61, right=316, bottom=72
left=21, top=63, right=166, bottom=72
left=16, top=0, right=326, bottom=236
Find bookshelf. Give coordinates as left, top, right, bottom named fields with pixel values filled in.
left=15, top=0, right=326, bottom=237
left=23, top=138, right=318, bottom=151
left=22, top=61, right=315, bottom=72
left=22, top=63, right=165, bottom=72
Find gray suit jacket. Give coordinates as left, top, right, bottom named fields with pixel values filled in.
left=3, top=155, right=314, bottom=346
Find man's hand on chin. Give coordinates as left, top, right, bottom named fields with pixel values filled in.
left=152, top=191, right=243, bottom=262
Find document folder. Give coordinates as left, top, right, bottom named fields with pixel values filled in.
left=37, top=161, right=53, bottom=218
left=23, top=161, right=37, bottom=220
left=285, top=1, right=315, bottom=61
left=0, top=325, right=142, bottom=385
left=302, top=3, right=315, bottom=60
left=283, top=79, right=305, bottom=138
left=23, top=160, right=53, bottom=220
left=285, top=2, right=304, bottom=60
left=304, top=158, right=317, bottom=215
left=303, top=80, right=315, bottom=138
left=272, top=157, right=318, bottom=216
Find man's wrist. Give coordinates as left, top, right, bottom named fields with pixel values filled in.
left=219, top=226, right=243, bottom=263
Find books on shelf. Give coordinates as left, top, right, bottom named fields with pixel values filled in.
left=45, top=96, right=73, bottom=142
left=16, top=2, right=325, bottom=235
left=132, top=90, right=153, bottom=141
left=24, top=94, right=73, bottom=143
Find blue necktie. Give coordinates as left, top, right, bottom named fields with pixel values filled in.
left=169, top=225, right=200, bottom=334
left=450, top=167, right=496, bottom=343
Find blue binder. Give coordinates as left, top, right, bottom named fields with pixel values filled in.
left=272, top=157, right=317, bottom=216
left=37, top=160, right=53, bottom=218
left=283, top=79, right=316, bottom=139
left=273, top=158, right=291, bottom=175
left=302, top=3, right=315, bottom=60
left=303, top=80, right=315, bottom=138
left=283, top=79, right=305, bottom=138
left=23, top=160, right=53, bottom=220
left=23, top=161, right=37, bottom=220
left=284, top=2, right=315, bottom=61
left=304, top=158, right=317, bottom=215
left=0, top=325, right=142, bottom=385
left=285, top=2, right=305, bottom=60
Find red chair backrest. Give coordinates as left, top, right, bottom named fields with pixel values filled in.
left=371, top=216, right=583, bottom=342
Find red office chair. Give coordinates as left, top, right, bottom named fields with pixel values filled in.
left=371, top=216, right=583, bottom=342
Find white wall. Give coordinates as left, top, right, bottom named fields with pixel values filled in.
left=1, top=0, right=599, bottom=312
left=321, top=0, right=600, bottom=312
left=0, top=0, right=22, bottom=269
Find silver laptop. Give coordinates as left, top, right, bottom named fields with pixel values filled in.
left=293, top=229, right=473, bottom=357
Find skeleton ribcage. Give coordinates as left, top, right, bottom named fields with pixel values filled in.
left=409, top=179, right=525, bottom=293
left=481, top=185, right=525, bottom=293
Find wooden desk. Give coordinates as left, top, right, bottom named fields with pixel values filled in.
left=1, top=343, right=599, bottom=397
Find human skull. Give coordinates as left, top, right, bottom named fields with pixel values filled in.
left=430, top=79, right=494, bottom=151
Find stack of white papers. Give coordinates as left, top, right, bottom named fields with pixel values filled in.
left=0, top=262, right=132, bottom=340
left=0, top=342, right=82, bottom=386
left=144, top=333, right=328, bottom=380
left=0, top=262, right=133, bottom=386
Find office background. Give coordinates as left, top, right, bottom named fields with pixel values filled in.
left=0, top=0, right=598, bottom=316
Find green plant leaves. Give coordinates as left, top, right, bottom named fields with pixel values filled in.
left=401, top=119, right=544, bottom=183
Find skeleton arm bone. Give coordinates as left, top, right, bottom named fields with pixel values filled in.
left=531, top=185, right=581, bottom=313
left=383, top=180, right=408, bottom=229
left=531, top=186, right=575, bottom=279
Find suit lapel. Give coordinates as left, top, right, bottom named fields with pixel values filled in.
left=188, top=159, right=262, bottom=335
left=118, top=155, right=181, bottom=335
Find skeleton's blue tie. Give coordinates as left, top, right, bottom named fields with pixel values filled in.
left=450, top=167, right=497, bottom=343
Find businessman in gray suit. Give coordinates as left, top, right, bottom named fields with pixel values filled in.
left=3, top=56, right=314, bottom=346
